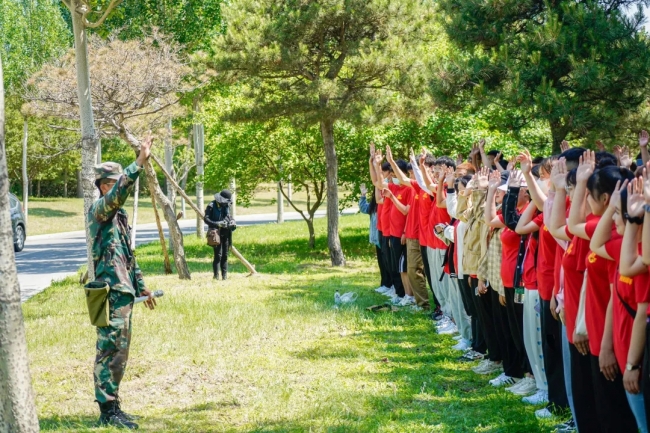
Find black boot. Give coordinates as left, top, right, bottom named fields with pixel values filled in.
left=221, top=268, right=227, bottom=280
left=213, top=273, right=220, bottom=280
left=98, top=401, right=139, bottom=429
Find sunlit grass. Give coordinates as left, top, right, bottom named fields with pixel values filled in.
left=24, top=215, right=562, bottom=432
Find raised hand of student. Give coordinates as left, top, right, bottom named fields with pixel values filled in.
left=369, top=142, right=375, bottom=157
left=506, top=157, right=516, bottom=172
left=609, top=179, right=629, bottom=212
left=508, top=169, right=524, bottom=188
left=385, top=145, right=394, bottom=163
left=444, top=167, right=455, bottom=187
left=488, top=169, right=501, bottom=191
left=516, top=150, right=533, bottom=175
left=644, top=163, right=650, bottom=204
left=620, top=146, right=632, bottom=168
left=438, top=169, right=446, bottom=184
left=627, top=177, right=645, bottom=218
left=560, top=140, right=570, bottom=153
left=640, top=130, right=649, bottom=149
left=576, top=150, right=595, bottom=184
left=596, top=140, right=606, bottom=152
left=550, top=158, right=567, bottom=191
left=477, top=166, right=490, bottom=190
left=478, top=139, right=486, bottom=153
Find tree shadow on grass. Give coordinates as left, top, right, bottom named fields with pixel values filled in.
left=29, top=208, right=76, bottom=218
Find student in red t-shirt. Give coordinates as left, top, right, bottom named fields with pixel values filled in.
left=639, top=160, right=650, bottom=419
left=591, top=176, right=648, bottom=433
left=566, top=154, right=638, bottom=432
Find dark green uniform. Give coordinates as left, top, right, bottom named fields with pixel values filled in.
left=88, top=161, right=146, bottom=404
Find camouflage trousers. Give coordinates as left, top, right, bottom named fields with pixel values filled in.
left=94, top=290, right=134, bottom=403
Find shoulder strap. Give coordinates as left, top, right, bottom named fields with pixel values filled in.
left=616, top=285, right=637, bottom=319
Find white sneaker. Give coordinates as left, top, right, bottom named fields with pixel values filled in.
left=452, top=339, right=471, bottom=351
left=489, top=373, right=517, bottom=387
left=522, top=389, right=549, bottom=405
left=391, top=296, right=403, bottom=305
left=534, top=408, right=553, bottom=419
left=512, top=377, right=538, bottom=396
left=383, top=288, right=396, bottom=298
left=505, top=378, right=525, bottom=393
left=375, top=285, right=390, bottom=294
left=438, top=323, right=458, bottom=335
left=472, top=360, right=490, bottom=373
left=453, top=334, right=463, bottom=341
left=410, top=305, right=423, bottom=312
left=398, top=296, right=416, bottom=306
left=435, top=317, right=452, bottom=328
left=474, top=360, right=503, bottom=375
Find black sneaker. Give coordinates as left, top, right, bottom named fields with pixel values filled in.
left=553, top=418, right=576, bottom=433
left=431, top=308, right=444, bottom=321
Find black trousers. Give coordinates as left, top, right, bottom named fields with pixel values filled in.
left=569, top=344, right=600, bottom=433
left=475, top=281, right=501, bottom=362
left=459, top=276, right=486, bottom=354
left=491, top=287, right=524, bottom=378
left=376, top=245, right=391, bottom=288
left=389, top=236, right=406, bottom=298
left=421, top=245, right=440, bottom=309
left=379, top=232, right=394, bottom=288
left=589, top=355, right=638, bottom=432
left=540, top=299, right=569, bottom=411
left=504, top=287, right=531, bottom=375
left=212, top=230, right=231, bottom=277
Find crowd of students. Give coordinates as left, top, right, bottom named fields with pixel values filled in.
left=358, top=136, right=650, bottom=433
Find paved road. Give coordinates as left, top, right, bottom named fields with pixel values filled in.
left=16, top=210, right=346, bottom=302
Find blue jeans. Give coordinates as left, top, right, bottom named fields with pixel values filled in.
left=626, top=391, right=648, bottom=433
left=561, top=324, right=577, bottom=421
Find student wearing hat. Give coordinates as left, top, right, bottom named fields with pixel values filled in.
left=205, top=190, right=237, bottom=280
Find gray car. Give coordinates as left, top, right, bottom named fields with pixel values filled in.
left=9, top=193, right=26, bottom=252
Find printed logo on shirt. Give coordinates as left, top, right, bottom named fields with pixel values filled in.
left=543, top=225, right=549, bottom=232
left=587, top=252, right=597, bottom=264
left=566, top=243, right=573, bottom=255
left=397, top=194, right=403, bottom=200
left=620, top=275, right=633, bottom=285
left=415, top=194, right=419, bottom=200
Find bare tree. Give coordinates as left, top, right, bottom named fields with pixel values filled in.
left=25, top=33, right=194, bottom=279
left=0, top=53, right=40, bottom=433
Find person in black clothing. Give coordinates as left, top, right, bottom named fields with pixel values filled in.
left=204, top=189, right=236, bottom=280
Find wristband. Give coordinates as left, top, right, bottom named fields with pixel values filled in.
left=447, top=188, right=455, bottom=194
left=625, top=213, right=644, bottom=225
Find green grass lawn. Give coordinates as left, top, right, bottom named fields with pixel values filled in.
left=23, top=215, right=562, bottom=432
left=24, top=184, right=325, bottom=236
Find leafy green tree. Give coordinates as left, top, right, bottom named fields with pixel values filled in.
left=433, top=0, right=650, bottom=152
left=210, top=0, right=436, bottom=266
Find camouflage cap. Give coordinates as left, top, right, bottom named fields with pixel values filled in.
left=94, top=162, right=123, bottom=181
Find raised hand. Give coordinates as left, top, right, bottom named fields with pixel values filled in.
left=596, top=140, right=606, bottom=152
left=409, top=147, right=416, bottom=162
left=576, top=150, right=596, bottom=184
left=465, top=175, right=477, bottom=194
left=478, top=139, right=486, bottom=153
left=620, top=146, right=632, bottom=168
left=560, top=140, right=570, bottom=153
left=469, top=143, right=479, bottom=158
left=506, top=156, right=515, bottom=171
left=614, top=145, right=622, bottom=163
left=644, top=162, right=650, bottom=204
left=385, top=145, right=394, bottom=163
left=136, top=131, right=154, bottom=166
left=640, top=130, right=649, bottom=148
left=609, top=179, right=629, bottom=211
left=438, top=169, right=446, bottom=184
left=456, top=153, right=464, bottom=166
left=488, top=169, right=501, bottom=191
left=360, top=183, right=368, bottom=196
left=508, top=169, right=524, bottom=188
left=516, top=150, right=533, bottom=175
left=444, top=166, right=455, bottom=186
left=551, top=158, right=567, bottom=191
left=626, top=177, right=645, bottom=218
left=370, top=142, right=376, bottom=157
left=477, top=166, right=490, bottom=190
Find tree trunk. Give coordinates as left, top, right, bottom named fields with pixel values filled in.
left=193, top=98, right=205, bottom=238
left=550, top=120, right=570, bottom=154
left=63, top=170, right=68, bottom=198
left=277, top=181, right=284, bottom=224
left=229, top=177, right=236, bottom=219
left=21, top=118, right=28, bottom=224
left=76, top=169, right=83, bottom=198
left=287, top=174, right=292, bottom=201
left=306, top=217, right=315, bottom=249
left=164, top=117, right=176, bottom=211
left=149, top=185, right=172, bottom=274
left=36, top=180, right=40, bottom=197
left=70, top=3, right=100, bottom=281
left=131, top=177, right=139, bottom=249
left=0, top=51, right=40, bottom=433
left=320, top=118, right=345, bottom=266
left=120, top=128, right=190, bottom=279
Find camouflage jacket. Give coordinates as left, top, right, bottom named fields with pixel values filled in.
left=88, top=162, right=145, bottom=297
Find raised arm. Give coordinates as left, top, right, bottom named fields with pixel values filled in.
left=478, top=139, right=491, bottom=169
left=516, top=198, right=540, bottom=235
left=485, top=169, right=505, bottom=228
left=591, top=180, right=627, bottom=260
left=643, top=164, right=650, bottom=265
left=568, top=150, right=594, bottom=240
left=639, top=130, right=649, bottom=166
left=621, top=177, right=646, bottom=276
left=436, top=170, right=447, bottom=208
left=549, top=158, right=571, bottom=241
left=518, top=150, right=547, bottom=211
left=386, top=145, right=411, bottom=187
left=502, top=169, right=525, bottom=230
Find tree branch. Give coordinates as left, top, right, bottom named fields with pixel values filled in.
left=84, top=0, right=124, bottom=29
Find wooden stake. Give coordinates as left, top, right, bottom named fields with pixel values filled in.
left=150, top=154, right=259, bottom=276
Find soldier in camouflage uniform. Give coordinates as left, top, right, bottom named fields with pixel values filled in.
left=88, top=133, right=156, bottom=429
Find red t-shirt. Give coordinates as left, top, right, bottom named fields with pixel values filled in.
left=536, top=215, right=557, bottom=301
left=522, top=234, right=538, bottom=290
left=428, top=195, right=450, bottom=250
left=562, top=231, right=591, bottom=344
left=405, top=180, right=421, bottom=240
left=499, top=214, right=520, bottom=288
left=606, top=239, right=650, bottom=371
left=389, top=185, right=412, bottom=238
left=379, top=185, right=394, bottom=235
left=419, top=191, right=433, bottom=247
left=584, top=216, right=620, bottom=356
